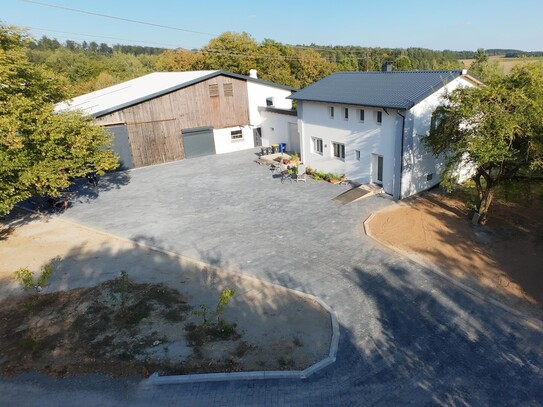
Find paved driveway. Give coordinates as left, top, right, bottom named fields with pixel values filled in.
left=4, top=149, right=543, bottom=406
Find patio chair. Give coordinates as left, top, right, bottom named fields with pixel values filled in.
left=294, top=164, right=306, bottom=182
left=279, top=162, right=291, bottom=183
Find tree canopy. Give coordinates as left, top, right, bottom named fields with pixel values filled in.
left=0, top=25, right=118, bottom=215
left=424, top=63, right=543, bottom=222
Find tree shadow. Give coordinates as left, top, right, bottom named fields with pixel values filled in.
left=18, top=170, right=131, bottom=213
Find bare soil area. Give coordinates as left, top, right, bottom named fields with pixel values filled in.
left=366, top=190, right=543, bottom=319
left=0, top=210, right=331, bottom=377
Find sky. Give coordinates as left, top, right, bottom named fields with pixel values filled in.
left=2, top=0, right=543, bottom=51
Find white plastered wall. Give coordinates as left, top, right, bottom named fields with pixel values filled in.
left=259, top=110, right=298, bottom=148
left=213, top=125, right=254, bottom=154
left=246, top=81, right=293, bottom=126
left=299, top=101, right=400, bottom=195
left=400, top=76, right=476, bottom=198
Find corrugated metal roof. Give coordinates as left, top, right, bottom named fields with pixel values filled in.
left=288, top=70, right=467, bottom=109
left=56, top=70, right=296, bottom=118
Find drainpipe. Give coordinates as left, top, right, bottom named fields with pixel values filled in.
left=396, top=111, right=406, bottom=200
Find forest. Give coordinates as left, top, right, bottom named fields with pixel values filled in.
left=21, top=29, right=542, bottom=97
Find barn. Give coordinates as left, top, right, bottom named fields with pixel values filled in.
left=55, top=70, right=296, bottom=169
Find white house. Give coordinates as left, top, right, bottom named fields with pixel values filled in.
left=289, top=69, right=481, bottom=199
left=56, top=70, right=296, bottom=169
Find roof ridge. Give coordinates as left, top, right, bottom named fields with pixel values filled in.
left=334, top=69, right=463, bottom=75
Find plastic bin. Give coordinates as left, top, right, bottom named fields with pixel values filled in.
left=279, top=143, right=287, bottom=153
left=260, top=147, right=268, bottom=156
left=271, top=144, right=279, bottom=154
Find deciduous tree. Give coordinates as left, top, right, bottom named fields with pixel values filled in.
left=424, top=63, right=543, bottom=223
left=0, top=25, right=118, bottom=215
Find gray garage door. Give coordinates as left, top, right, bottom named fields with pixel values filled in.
left=182, top=127, right=216, bottom=159
left=105, top=124, right=134, bottom=170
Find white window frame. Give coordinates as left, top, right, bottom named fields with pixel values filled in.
left=344, top=107, right=349, bottom=120
left=355, top=150, right=361, bottom=161
left=332, top=142, right=345, bottom=160
left=328, top=106, right=335, bottom=119
left=312, top=137, right=323, bottom=155
left=359, top=109, right=365, bottom=122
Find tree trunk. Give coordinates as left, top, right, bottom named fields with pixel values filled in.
left=474, top=167, right=494, bottom=224
left=478, top=187, right=494, bottom=224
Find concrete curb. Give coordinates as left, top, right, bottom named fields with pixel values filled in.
left=364, top=211, right=543, bottom=329
left=143, top=294, right=339, bottom=385
left=13, top=205, right=341, bottom=385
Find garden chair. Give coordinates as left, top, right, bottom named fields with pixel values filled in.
left=294, top=164, right=306, bottom=182
left=279, top=162, right=291, bottom=183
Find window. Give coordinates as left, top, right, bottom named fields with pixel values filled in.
left=312, top=137, right=323, bottom=155
left=426, top=173, right=434, bottom=181
left=329, top=106, right=334, bottom=119
left=377, top=111, right=383, bottom=125
left=355, top=150, right=361, bottom=161
left=359, top=109, right=365, bottom=122
left=266, top=97, right=274, bottom=106
left=208, top=84, right=219, bottom=97
left=231, top=130, right=243, bottom=141
left=344, top=108, right=349, bottom=120
left=223, top=83, right=233, bottom=97
left=332, top=142, right=345, bottom=160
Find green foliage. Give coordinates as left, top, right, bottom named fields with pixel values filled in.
left=14, top=263, right=54, bottom=294
left=305, top=167, right=343, bottom=182
left=214, top=288, right=235, bottom=323
left=468, top=48, right=504, bottom=82
left=424, top=62, right=543, bottom=222
left=0, top=25, right=119, bottom=215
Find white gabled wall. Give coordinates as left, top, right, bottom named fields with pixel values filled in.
left=246, top=81, right=293, bottom=126
left=400, top=76, right=476, bottom=198
left=213, top=125, right=254, bottom=154
left=299, top=101, right=401, bottom=195
left=259, top=110, right=298, bottom=148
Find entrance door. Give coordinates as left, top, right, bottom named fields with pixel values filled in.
left=372, top=154, right=383, bottom=184
left=253, top=127, right=262, bottom=147
left=288, top=122, right=300, bottom=154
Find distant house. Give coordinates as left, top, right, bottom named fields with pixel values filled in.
left=56, top=70, right=296, bottom=169
left=289, top=69, right=482, bottom=199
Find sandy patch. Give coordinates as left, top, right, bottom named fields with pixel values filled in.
left=366, top=192, right=543, bottom=319
left=0, top=210, right=331, bottom=376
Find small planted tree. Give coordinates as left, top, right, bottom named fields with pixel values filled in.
left=14, top=263, right=54, bottom=294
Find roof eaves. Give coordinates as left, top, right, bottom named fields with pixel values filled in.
left=289, top=97, right=411, bottom=110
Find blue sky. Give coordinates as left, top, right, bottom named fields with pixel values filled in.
left=2, top=0, right=542, bottom=51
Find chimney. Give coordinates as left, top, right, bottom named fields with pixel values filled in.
left=382, top=62, right=393, bottom=72
left=249, top=69, right=258, bottom=79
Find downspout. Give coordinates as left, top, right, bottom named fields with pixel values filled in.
left=396, top=111, right=406, bottom=200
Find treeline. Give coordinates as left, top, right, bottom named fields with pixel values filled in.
left=21, top=30, right=542, bottom=98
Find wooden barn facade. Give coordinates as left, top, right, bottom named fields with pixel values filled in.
left=56, top=70, right=296, bottom=169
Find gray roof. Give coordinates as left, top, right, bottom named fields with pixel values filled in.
left=288, top=70, right=474, bottom=110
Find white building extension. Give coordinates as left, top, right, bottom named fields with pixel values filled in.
left=290, top=69, right=482, bottom=199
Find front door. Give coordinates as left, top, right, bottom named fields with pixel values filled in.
left=253, top=127, right=262, bottom=147
left=372, top=154, right=383, bottom=184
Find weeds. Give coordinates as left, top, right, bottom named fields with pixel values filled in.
left=14, top=263, right=54, bottom=294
